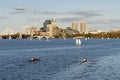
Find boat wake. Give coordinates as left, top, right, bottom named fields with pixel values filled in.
left=52, top=53, right=120, bottom=80
left=52, top=59, right=98, bottom=80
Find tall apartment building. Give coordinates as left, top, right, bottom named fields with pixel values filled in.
left=80, top=21, right=86, bottom=33
left=43, top=19, right=57, bottom=37
left=71, top=22, right=78, bottom=31
left=43, top=19, right=56, bottom=32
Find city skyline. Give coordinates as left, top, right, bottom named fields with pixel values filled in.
left=0, top=0, right=120, bottom=32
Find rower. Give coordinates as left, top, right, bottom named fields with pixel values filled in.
left=82, top=58, right=87, bottom=63
left=30, top=57, right=39, bottom=61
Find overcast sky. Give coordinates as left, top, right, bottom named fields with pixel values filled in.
left=0, top=0, right=120, bottom=32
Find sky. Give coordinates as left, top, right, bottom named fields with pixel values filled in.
left=0, top=0, right=120, bottom=33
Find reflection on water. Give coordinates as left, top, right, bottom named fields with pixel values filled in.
left=0, top=39, right=120, bottom=80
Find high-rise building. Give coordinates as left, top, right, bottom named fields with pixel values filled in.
left=71, top=22, right=78, bottom=31
left=43, top=19, right=56, bottom=32
left=80, top=21, right=86, bottom=33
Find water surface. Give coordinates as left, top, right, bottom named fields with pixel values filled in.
left=0, top=38, right=120, bottom=80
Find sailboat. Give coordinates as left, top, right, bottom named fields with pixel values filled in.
left=76, top=39, right=81, bottom=46
left=85, top=38, right=87, bottom=41
left=107, top=37, right=109, bottom=40
left=46, top=37, right=50, bottom=42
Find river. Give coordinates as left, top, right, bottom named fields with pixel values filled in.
left=0, top=38, right=120, bottom=80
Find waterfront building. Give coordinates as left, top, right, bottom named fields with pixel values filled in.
left=43, top=19, right=56, bottom=32
left=80, top=21, right=86, bottom=33
left=42, top=19, right=62, bottom=38
left=39, top=32, right=49, bottom=36
left=65, top=27, right=79, bottom=36
left=21, top=26, right=37, bottom=39
left=71, top=22, right=78, bottom=31
left=22, top=26, right=37, bottom=36
left=47, top=24, right=55, bottom=37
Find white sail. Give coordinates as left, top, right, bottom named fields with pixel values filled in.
left=85, top=38, right=87, bottom=41
left=46, top=37, right=50, bottom=42
left=76, top=39, right=81, bottom=46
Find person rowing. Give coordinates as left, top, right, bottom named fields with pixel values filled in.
left=30, top=57, right=39, bottom=61
left=82, top=58, right=87, bottom=63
